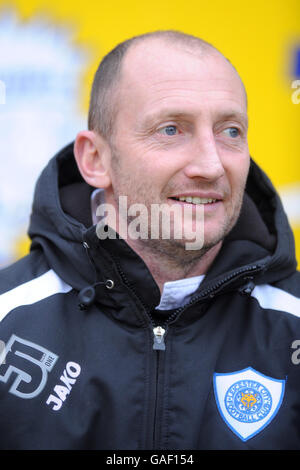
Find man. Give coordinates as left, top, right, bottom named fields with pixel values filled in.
left=0, top=30, right=299, bottom=450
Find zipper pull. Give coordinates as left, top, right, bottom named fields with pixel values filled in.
left=153, top=326, right=166, bottom=351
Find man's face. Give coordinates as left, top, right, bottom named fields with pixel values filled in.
left=105, top=40, right=250, bottom=252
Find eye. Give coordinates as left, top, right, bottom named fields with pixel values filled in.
left=223, top=127, right=240, bottom=138
left=158, top=125, right=178, bottom=136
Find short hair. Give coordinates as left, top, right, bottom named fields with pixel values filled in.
left=88, top=30, right=246, bottom=140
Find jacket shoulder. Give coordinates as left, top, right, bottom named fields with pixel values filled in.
left=0, top=250, right=73, bottom=324
left=272, top=270, right=300, bottom=298
left=0, top=249, right=50, bottom=295
left=250, top=270, right=300, bottom=323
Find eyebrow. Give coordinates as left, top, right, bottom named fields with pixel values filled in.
left=216, top=110, right=248, bottom=129
left=141, top=108, right=248, bottom=131
left=141, top=110, right=189, bottom=130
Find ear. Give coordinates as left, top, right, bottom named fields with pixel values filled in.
left=74, top=130, right=112, bottom=189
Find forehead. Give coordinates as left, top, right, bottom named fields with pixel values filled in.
left=116, top=40, right=247, bottom=126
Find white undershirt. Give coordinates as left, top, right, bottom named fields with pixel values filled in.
left=91, top=189, right=205, bottom=310
left=155, top=275, right=205, bottom=310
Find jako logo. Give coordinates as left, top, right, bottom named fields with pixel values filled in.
left=46, top=361, right=81, bottom=411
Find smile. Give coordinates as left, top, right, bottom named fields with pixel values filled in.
left=170, top=196, right=219, bottom=205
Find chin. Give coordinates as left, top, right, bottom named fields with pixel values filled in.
left=201, top=223, right=232, bottom=249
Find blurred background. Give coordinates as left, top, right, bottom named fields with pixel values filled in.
left=0, top=0, right=299, bottom=267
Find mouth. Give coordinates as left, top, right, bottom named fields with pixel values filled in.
left=169, top=196, right=221, bottom=205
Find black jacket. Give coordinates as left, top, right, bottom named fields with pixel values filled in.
left=0, top=142, right=299, bottom=450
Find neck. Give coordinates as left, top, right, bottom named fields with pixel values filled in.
left=124, top=238, right=223, bottom=293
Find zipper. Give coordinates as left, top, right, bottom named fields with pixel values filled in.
left=109, top=256, right=167, bottom=449
left=152, top=350, right=160, bottom=448
left=153, top=326, right=166, bottom=350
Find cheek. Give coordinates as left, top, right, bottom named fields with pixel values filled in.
left=225, top=155, right=250, bottom=194
left=111, top=158, right=157, bottom=199
left=127, top=155, right=172, bottom=189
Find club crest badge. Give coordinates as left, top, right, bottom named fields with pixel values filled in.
left=213, top=367, right=285, bottom=442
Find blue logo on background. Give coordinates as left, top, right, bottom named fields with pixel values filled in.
left=225, top=379, right=272, bottom=423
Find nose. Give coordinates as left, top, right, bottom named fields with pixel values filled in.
left=183, top=130, right=225, bottom=181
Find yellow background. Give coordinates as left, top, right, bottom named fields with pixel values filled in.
left=1, top=0, right=299, bottom=263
